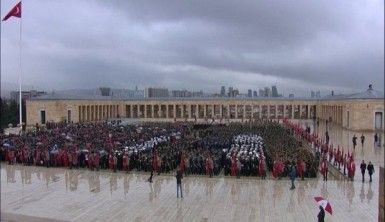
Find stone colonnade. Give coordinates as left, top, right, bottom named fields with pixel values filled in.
left=119, top=101, right=317, bottom=121
left=78, top=104, right=120, bottom=122
left=318, top=105, right=343, bottom=124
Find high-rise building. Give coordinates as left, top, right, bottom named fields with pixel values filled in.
left=259, top=89, right=265, bottom=97
left=221, top=86, right=226, bottom=97
left=272, top=85, right=279, bottom=97
left=248, top=89, right=252, bottom=97
left=99, top=87, right=111, bottom=96
left=145, top=88, right=169, bottom=98
left=289, top=94, right=294, bottom=98
left=233, top=89, right=239, bottom=97
left=172, top=90, right=193, bottom=97
left=228, top=87, right=234, bottom=97
left=316, top=91, right=321, bottom=98
left=311, top=91, right=315, bottom=98
left=111, top=89, right=144, bottom=98
left=192, top=91, right=204, bottom=97
left=253, top=91, right=258, bottom=98
left=264, top=87, right=271, bottom=97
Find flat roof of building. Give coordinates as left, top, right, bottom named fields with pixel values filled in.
left=27, top=87, right=383, bottom=101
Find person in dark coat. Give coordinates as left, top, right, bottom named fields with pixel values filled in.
left=360, top=160, right=366, bottom=182
left=318, top=206, right=325, bottom=222
left=289, top=162, right=296, bottom=190
left=367, top=161, right=374, bottom=182
left=374, top=133, right=378, bottom=146
left=176, top=167, right=183, bottom=198
left=148, top=166, right=154, bottom=183
left=352, top=135, right=357, bottom=149
left=360, top=134, right=365, bottom=147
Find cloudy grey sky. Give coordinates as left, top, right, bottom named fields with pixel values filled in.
left=1, top=0, right=384, bottom=96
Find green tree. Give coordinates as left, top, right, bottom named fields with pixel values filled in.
left=0, top=98, right=19, bottom=129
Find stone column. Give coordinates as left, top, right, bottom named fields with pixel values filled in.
left=94, top=105, right=97, bottom=120
left=182, top=104, right=184, bottom=118
left=93, top=105, right=96, bottom=121
left=283, top=105, right=286, bottom=118
left=188, top=104, right=191, bottom=119
left=242, top=105, right=246, bottom=119
left=203, top=104, right=207, bottom=118
left=235, top=105, right=238, bottom=119
left=136, top=105, right=139, bottom=118
left=173, top=104, right=176, bottom=119
left=291, top=105, right=294, bottom=119
left=166, top=104, right=169, bottom=119
left=267, top=105, right=270, bottom=119
left=151, top=105, right=154, bottom=119
left=227, top=105, right=230, bottom=118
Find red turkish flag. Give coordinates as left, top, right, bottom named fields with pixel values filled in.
left=2, top=2, right=22, bottom=21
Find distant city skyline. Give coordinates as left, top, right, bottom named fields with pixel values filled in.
left=6, top=84, right=380, bottom=100
left=1, top=1, right=383, bottom=97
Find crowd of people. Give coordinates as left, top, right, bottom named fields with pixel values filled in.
left=284, top=118, right=377, bottom=183
left=1, top=120, right=324, bottom=180
left=223, top=134, right=266, bottom=178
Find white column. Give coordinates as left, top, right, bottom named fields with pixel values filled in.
left=203, top=105, right=207, bottom=118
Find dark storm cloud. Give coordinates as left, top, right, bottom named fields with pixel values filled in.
left=1, top=0, right=383, bottom=96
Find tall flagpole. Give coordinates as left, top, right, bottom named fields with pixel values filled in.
left=19, top=1, right=22, bottom=128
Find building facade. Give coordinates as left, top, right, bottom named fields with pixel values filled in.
left=144, top=88, right=169, bottom=98
left=26, top=87, right=384, bottom=131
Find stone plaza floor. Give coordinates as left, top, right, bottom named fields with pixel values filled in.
left=0, top=164, right=380, bottom=222
left=1, top=121, right=383, bottom=222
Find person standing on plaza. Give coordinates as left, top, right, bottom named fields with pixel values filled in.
left=289, top=162, right=297, bottom=190
left=325, top=131, right=329, bottom=145
left=321, top=158, right=328, bottom=181
left=348, top=157, right=356, bottom=181
left=360, top=134, right=365, bottom=147
left=352, top=134, right=357, bottom=149
left=259, top=158, right=266, bottom=179
left=123, top=152, right=129, bottom=173
left=317, top=206, right=325, bottom=222
left=297, top=159, right=305, bottom=181
left=367, top=161, right=374, bottom=182
left=176, top=166, right=183, bottom=198
left=236, top=158, right=242, bottom=179
left=360, top=160, right=366, bottom=182
left=148, top=167, right=154, bottom=183
left=113, top=154, right=118, bottom=173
